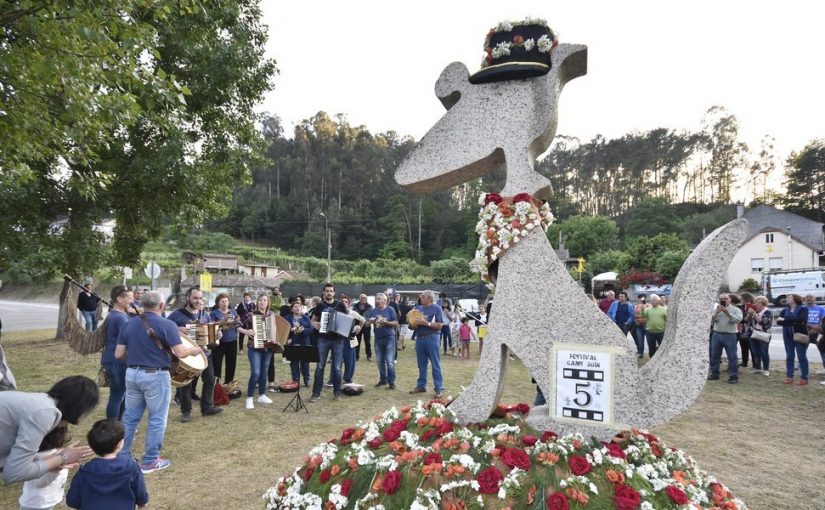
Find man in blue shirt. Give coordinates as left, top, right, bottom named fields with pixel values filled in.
left=607, top=291, right=634, bottom=337
left=803, top=294, right=825, bottom=375
left=368, top=293, right=399, bottom=389
left=409, top=290, right=445, bottom=398
left=167, top=288, right=222, bottom=422
left=115, top=291, right=201, bottom=474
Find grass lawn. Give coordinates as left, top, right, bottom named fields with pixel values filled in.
left=1, top=329, right=822, bottom=509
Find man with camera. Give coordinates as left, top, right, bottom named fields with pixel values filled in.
left=708, top=293, right=744, bottom=383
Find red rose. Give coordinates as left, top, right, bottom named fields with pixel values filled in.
left=501, top=448, right=531, bottom=471
left=605, top=442, right=627, bottom=459
left=513, top=35, right=524, bottom=44
left=368, top=438, right=383, bottom=449
left=390, top=418, right=409, bottom=433
left=513, top=192, right=532, bottom=203
left=475, top=466, right=504, bottom=494
left=484, top=193, right=503, bottom=205
left=381, top=470, right=402, bottom=495
left=666, top=485, right=689, bottom=505
left=540, top=431, right=558, bottom=442
left=421, top=429, right=437, bottom=442
left=340, top=428, right=355, bottom=444
left=485, top=54, right=493, bottom=64
left=641, top=431, right=658, bottom=443
left=382, top=428, right=400, bottom=442
left=614, top=484, right=641, bottom=510
left=521, top=434, right=537, bottom=447
left=436, top=421, right=454, bottom=435
left=650, top=443, right=662, bottom=457
left=302, top=466, right=315, bottom=481
left=514, top=403, right=530, bottom=414
left=423, top=452, right=443, bottom=466
left=568, top=454, right=592, bottom=476
left=340, top=479, right=353, bottom=497
left=319, top=469, right=331, bottom=484
left=546, top=492, right=570, bottom=510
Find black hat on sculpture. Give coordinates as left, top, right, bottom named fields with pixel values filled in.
left=469, top=18, right=559, bottom=85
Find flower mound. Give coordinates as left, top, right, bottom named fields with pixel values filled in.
left=263, top=402, right=747, bottom=509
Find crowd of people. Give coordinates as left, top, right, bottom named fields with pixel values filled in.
left=599, top=289, right=825, bottom=386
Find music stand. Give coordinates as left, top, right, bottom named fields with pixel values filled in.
left=282, top=345, right=319, bottom=413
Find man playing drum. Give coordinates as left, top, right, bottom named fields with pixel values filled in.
left=167, top=288, right=223, bottom=423
left=115, top=291, right=201, bottom=474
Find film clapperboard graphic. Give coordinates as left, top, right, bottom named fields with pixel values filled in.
left=555, top=349, right=613, bottom=424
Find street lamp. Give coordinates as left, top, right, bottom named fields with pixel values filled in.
left=320, top=212, right=331, bottom=282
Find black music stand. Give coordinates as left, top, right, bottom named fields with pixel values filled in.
left=282, top=345, right=318, bottom=413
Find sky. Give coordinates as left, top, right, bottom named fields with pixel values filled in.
left=258, top=0, right=824, bottom=162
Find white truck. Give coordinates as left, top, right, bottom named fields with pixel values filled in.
left=761, top=267, right=825, bottom=306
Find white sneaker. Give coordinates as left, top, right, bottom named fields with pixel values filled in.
left=820, top=380, right=825, bottom=386
left=748, top=368, right=761, bottom=374
left=257, top=394, right=273, bottom=404
left=817, top=369, right=825, bottom=375
left=245, top=397, right=254, bottom=410
left=763, top=370, right=770, bottom=377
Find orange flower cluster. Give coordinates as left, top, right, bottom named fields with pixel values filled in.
left=605, top=469, right=625, bottom=484
left=537, top=451, right=559, bottom=465
left=565, top=487, right=589, bottom=505
left=421, top=463, right=442, bottom=477
left=444, top=464, right=466, bottom=479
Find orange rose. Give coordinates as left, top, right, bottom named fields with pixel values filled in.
left=490, top=447, right=502, bottom=458
left=527, top=485, right=537, bottom=505
left=497, top=202, right=511, bottom=215
left=330, top=464, right=341, bottom=476
left=442, top=500, right=467, bottom=510
left=347, top=457, right=358, bottom=470
left=565, top=487, right=589, bottom=505
left=417, top=417, right=429, bottom=426
left=422, top=463, right=442, bottom=476
left=389, top=441, right=405, bottom=453
left=371, top=474, right=383, bottom=492
left=352, top=428, right=365, bottom=441
left=538, top=451, right=559, bottom=465
left=605, top=470, right=625, bottom=484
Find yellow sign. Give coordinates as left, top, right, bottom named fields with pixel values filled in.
left=576, top=257, right=585, bottom=273
left=766, top=244, right=774, bottom=253
left=199, top=272, right=213, bottom=292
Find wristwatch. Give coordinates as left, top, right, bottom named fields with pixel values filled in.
left=58, top=452, right=69, bottom=465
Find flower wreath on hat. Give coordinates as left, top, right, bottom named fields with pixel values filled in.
left=474, top=192, right=554, bottom=283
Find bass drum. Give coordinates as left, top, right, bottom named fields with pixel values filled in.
left=170, top=335, right=208, bottom=388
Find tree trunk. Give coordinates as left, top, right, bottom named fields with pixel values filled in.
left=55, top=279, right=70, bottom=340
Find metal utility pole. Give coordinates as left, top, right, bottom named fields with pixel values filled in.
left=320, top=212, right=331, bottom=282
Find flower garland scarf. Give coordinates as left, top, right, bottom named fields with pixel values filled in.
left=474, top=192, right=555, bottom=284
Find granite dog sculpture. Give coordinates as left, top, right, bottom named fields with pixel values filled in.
left=396, top=40, right=747, bottom=439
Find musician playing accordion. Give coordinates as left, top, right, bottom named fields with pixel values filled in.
left=308, top=283, right=349, bottom=402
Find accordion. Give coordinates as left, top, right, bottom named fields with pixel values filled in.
left=188, top=322, right=219, bottom=348
left=252, top=314, right=290, bottom=352
left=319, top=310, right=357, bottom=338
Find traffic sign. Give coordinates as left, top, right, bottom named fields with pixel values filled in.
left=144, top=262, right=162, bottom=279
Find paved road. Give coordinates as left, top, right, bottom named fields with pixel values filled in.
left=0, top=300, right=60, bottom=332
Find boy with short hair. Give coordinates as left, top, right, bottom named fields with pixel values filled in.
left=66, top=419, right=148, bottom=510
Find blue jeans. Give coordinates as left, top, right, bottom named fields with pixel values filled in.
left=343, top=338, right=356, bottom=383
left=534, top=387, right=546, bottom=406
left=313, top=337, right=344, bottom=396
left=750, top=336, right=770, bottom=370
left=374, top=335, right=397, bottom=385
left=81, top=310, right=97, bottom=331
left=783, top=329, right=809, bottom=380
left=710, top=332, right=739, bottom=379
left=103, top=360, right=127, bottom=420
left=441, top=325, right=452, bottom=352
left=122, top=367, right=172, bottom=464
left=415, top=334, right=444, bottom=392
left=634, top=325, right=646, bottom=356
left=247, top=348, right=272, bottom=397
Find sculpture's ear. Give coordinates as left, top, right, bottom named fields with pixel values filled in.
left=551, top=44, right=588, bottom=87
left=435, top=62, right=471, bottom=110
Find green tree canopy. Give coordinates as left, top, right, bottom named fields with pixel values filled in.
left=547, top=215, right=620, bottom=260
left=623, top=197, right=684, bottom=240
left=625, top=233, right=690, bottom=273
left=782, top=139, right=825, bottom=222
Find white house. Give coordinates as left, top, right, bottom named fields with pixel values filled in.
left=726, top=204, right=824, bottom=291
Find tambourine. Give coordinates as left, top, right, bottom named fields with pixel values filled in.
left=406, top=309, right=424, bottom=326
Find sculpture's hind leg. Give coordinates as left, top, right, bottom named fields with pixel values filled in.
left=449, top=336, right=510, bottom=424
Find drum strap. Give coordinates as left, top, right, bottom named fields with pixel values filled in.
left=140, top=314, right=178, bottom=360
